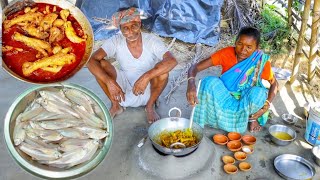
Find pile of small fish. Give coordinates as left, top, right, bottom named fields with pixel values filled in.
left=13, top=87, right=109, bottom=169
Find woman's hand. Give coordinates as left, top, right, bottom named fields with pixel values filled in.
left=107, top=79, right=125, bottom=102
left=186, top=80, right=198, bottom=106
left=249, top=103, right=270, bottom=120
left=132, top=74, right=150, bottom=96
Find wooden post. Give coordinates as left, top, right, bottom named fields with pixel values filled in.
left=288, top=0, right=293, bottom=27
left=290, top=0, right=311, bottom=84
left=308, top=0, right=320, bottom=82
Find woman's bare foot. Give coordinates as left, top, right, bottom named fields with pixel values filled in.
left=249, top=120, right=262, bottom=132
left=109, top=105, right=124, bottom=119
left=145, top=106, right=160, bottom=124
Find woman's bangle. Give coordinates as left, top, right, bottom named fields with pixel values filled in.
left=187, top=76, right=195, bottom=81
left=265, top=100, right=271, bottom=106
left=248, top=119, right=256, bottom=122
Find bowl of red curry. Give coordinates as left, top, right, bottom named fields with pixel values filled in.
left=1, top=0, right=93, bottom=84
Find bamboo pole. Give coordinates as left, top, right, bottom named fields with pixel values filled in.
left=290, top=0, right=311, bottom=84
left=308, top=0, right=320, bottom=82
left=288, top=0, right=293, bottom=27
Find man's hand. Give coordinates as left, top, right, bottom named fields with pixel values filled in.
left=186, top=81, right=198, bottom=106
left=132, top=74, right=149, bottom=96
left=249, top=104, right=269, bottom=120
left=107, top=79, right=125, bottom=102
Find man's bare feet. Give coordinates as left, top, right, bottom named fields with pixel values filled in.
left=145, top=106, right=160, bottom=124
left=109, top=105, right=124, bottom=119
left=249, top=120, right=262, bottom=132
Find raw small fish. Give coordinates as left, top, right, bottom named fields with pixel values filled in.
left=75, top=126, right=109, bottom=139
left=20, top=107, right=45, bottom=121
left=19, top=142, right=61, bottom=161
left=13, top=122, right=27, bottom=146
left=24, top=136, right=46, bottom=148
left=23, top=141, right=59, bottom=155
left=40, top=99, right=80, bottom=118
left=15, top=113, right=23, bottom=125
left=57, top=128, right=89, bottom=139
left=39, top=90, right=72, bottom=106
left=46, top=148, right=87, bottom=166
left=58, top=144, right=82, bottom=152
left=29, top=121, right=45, bottom=130
left=73, top=105, right=106, bottom=129
left=92, top=102, right=103, bottom=119
left=39, top=119, right=80, bottom=130
left=30, top=111, right=75, bottom=121
left=67, top=140, right=99, bottom=168
left=64, top=88, right=95, bottom=114
left=60, top=139, right=91, bottom=147
left=26, top=128, right=63, bottom=141
left=26, top=131, right=38, bottom=139
left=25, top=135, right=59, bottom=149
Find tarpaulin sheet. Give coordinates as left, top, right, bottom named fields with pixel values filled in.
left=80, top=0, right=223, bottom=46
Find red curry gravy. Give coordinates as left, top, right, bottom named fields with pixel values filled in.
left=2, top=3, right=86, bottom=82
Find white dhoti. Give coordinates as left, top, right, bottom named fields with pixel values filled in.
left=116, top=69, right=151, bottom=107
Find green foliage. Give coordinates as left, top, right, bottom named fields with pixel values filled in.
left=292, top=0, right=303, bottom=12
left=258, top=5, right=292, bottom=55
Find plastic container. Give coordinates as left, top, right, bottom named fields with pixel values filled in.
left=305, top=105, right=320, bottom=145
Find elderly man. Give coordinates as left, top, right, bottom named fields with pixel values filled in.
left=87, top=7, right=177, bottom=123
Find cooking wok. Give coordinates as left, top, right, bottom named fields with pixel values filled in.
left=148, top=107, right=204, bottom=156
left=1, top=0, right=94, bottom=84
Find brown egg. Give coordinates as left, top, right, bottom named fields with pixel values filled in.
left=239, top=162, right=252, bottom=171
left=213, top=134, right=229, bottom=145
left=234, top=151, right=247, bottom=161
left=227, top=132, right=242, bottom=141
left=242, top=135, right=257, bottom=145
left=222, top=155, right=235, bottom=164
left=227, top=140, right=243, bottom=152
left=224, top=164, right=238, bottom=174
left=242, top=145, right=254, bottom=154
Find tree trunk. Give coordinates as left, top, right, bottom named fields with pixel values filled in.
left=290, top=0, right=311, bottom=84
left=308, top=0, right=320, bottom=82
left=288, top=0, right=293, bottom=27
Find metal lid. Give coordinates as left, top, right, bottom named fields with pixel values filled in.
left=274, top=154, right=315, bottom=180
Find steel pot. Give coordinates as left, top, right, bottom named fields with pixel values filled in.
left=1, top=0, right=94, bottom=84
left=4, top=83, right=113, bottom=179
left=269, top=124, right=296, bottom=146
left=148, top=107, right=204, bottom=156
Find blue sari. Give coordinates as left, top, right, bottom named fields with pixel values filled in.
left=193, top=50, right=269, bottom=133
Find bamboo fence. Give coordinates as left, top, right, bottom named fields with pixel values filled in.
left=284, top=0, right=320, bottom=83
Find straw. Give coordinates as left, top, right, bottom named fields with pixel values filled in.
left=189, top=80, right=202, bottom=129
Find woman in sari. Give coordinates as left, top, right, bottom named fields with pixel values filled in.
left=186, top=27, right=278, bottom=133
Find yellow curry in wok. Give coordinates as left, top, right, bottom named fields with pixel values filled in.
left=155, top=129, right=198, bottom=149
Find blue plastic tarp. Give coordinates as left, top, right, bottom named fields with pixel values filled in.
left=80, top=0, right=223, bottom=46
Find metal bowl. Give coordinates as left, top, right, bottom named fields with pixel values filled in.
left=281, top=113, right=298, bottom=125
left=268, top=124, right=296, bottom=146
left=2, top=0, right=93, bottom=84
left=312, top=145, right=320, bottom=166
left=4, top=83, right=113, bottom=179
